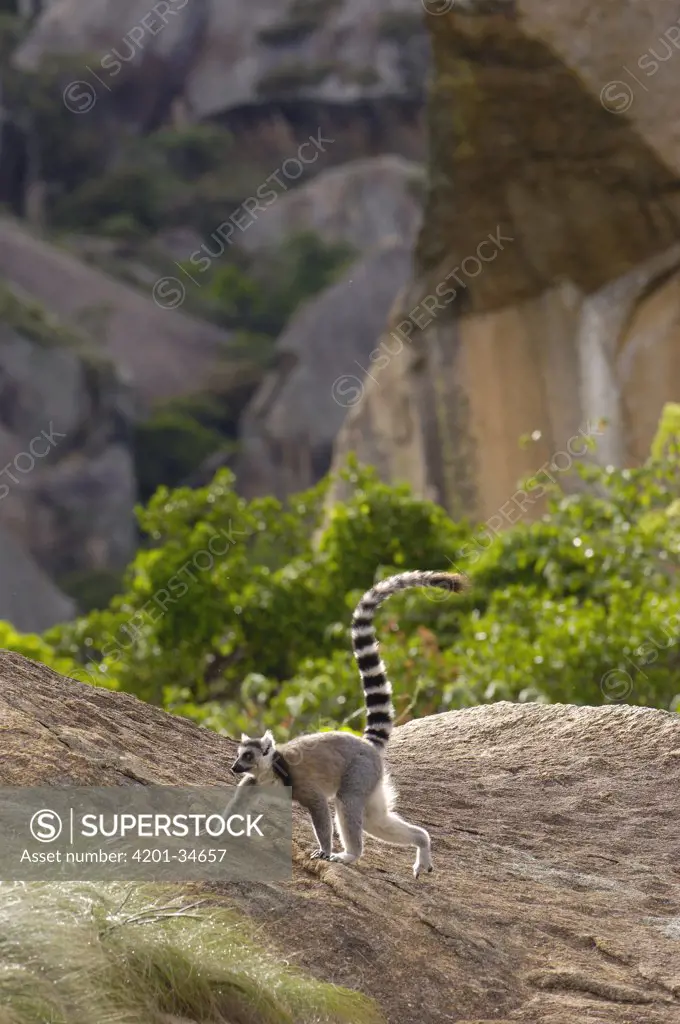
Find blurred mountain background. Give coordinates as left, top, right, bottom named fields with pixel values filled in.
left=1, top=0, right=680, bottom=630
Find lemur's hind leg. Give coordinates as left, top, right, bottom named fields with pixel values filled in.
left=302, top=789, right=333, bottom=860
left=329, top=756, right=380, bottom=865
left=364, top=782, right=433, bottom=878
left=330, top=793, right=364, bottom=864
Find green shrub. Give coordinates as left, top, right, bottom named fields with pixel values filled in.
left=1, top=409, right=677, bottom=741
left=97, top=212, right=148, bottom=242
left=146, top=123, right=234, bottom=179
left=0, top=622, right=82, bottom=680
left=198, top=232, right=356, bottom=334
left=58, top=568, right=125, bottom=614
left=57, top=166, right=171, bottom=234
left=0, top=281, right=92, bottom=352
left=133, top=409, right=228, bottom=503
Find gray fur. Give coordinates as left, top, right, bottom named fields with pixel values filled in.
left=228, top=570, right=467, bottom=877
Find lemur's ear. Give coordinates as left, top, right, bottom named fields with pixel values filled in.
left=261, top=730, right=275, bottom=754
left=241, top=733, right=250, bottom=743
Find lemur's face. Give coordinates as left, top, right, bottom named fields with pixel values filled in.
left=231, top=730, right=276, bottom=780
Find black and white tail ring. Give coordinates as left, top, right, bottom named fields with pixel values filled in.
left=351, top=570, right=468, bottom=749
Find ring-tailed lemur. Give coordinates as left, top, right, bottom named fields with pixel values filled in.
left=228, top=570, right=467, bottom=878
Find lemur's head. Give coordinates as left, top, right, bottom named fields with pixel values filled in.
left=231, top=730, right=276, bottom=780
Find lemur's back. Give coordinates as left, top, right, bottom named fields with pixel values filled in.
left=281, top=732, right=382, bottom=800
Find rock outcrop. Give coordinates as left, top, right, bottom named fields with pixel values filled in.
left=9, top=0, right=427, bottom=174
left=232, top=154, right=423, bottom=498
left=14, top=0, right=429, bottom=116
left=0, top=527, right=75, bottom=631
left=236, top=238, right=414, bottom=498
left=331, top=0, right=680, bottom=522
left=0, top=217, right=233, bottom=405
left=0, top=292, right=139, bottom=620
left=238, top=154, right=424, bottom=256
left=2, top=648, right=680, bottom=1024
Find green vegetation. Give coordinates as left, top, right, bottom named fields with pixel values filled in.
left=2, top=49, right=237, bottom=238
left=203, top=231, right=356, bottom=333
left=0, top=281, right=91, bottom=351
left=57, top=568, right=127, bottom=615
left=0, top=882, right=383, bottom=1024
left=13, top=405, right=673, bottom=738
left=54, top=125, right=236, bottom=237
left=0, top=622, right=80, bottom=678
left=129, top=232, right=355, bottom=499
left=58, top=165, right=171, bottom=235
left=133, top=407, right=231, bottom=503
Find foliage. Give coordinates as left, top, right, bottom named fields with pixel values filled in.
left=205, top=231, right=357, bottom=333
left=4, top=407, right=679, bottom=740
left=146, top=123, right=234, bottom=179
left=0, top=280, right=91, bottom=351
left=0, top=882, right=383, bottom=1024
left=57, top=165, right=174, bottom=234
left=133, top=408, right=229, bottom=503
left=57, top=568, right=126, bottom=615
left=126, top=232, right=354, bottom=500
left=3, top=53, right=116, bottom=208
left=1, top=44, right=239, bottom=235
left=0, top=622, right=81, bottom=680
left=44, top=461, right=468, bottom=710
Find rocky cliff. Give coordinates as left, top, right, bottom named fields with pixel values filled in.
left=235, top=154, right=423, bottom=497
left=2, top=650, right=680, bottom=1023
left=332, top=0, right=680, bottom=522
left=0, top=283, right=139, bottom=623
left=0, top=217, right=235, bottom=406
left=7, top=0, right=427, bottom=181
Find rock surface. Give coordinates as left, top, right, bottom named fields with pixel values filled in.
left=0, top=528, right=75, bottom=631
left=0, top=217, right=233, bottom=405
left=236, top=238, right=413, bottom=498
left=1, top=648, right=679, bottom=1024
left=332, top=0, right=680, bottom=522
left=238, top=154, right=424, bottom=256
left=14, top=0, right=429, bottom=116
left=0, top=313, right=137, bottom=593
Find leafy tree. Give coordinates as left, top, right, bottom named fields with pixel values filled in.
left=5, top=407, right=676, bottom=740
left=203, top=232, right=357, bottom=334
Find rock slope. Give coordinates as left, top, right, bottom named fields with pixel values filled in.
left=0, top=217, right=233, bottom=405
left=1, top=649, right=679, bottom=1023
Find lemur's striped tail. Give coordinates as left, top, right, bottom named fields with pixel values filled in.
left=351, top=570, right=468, bottom=750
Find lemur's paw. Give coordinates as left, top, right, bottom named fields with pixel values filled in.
left=309, top=849, right=331, bottom=861
left=329, top=852, right=358, bottom=865
left=413, top=861, right=434, bottom=879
